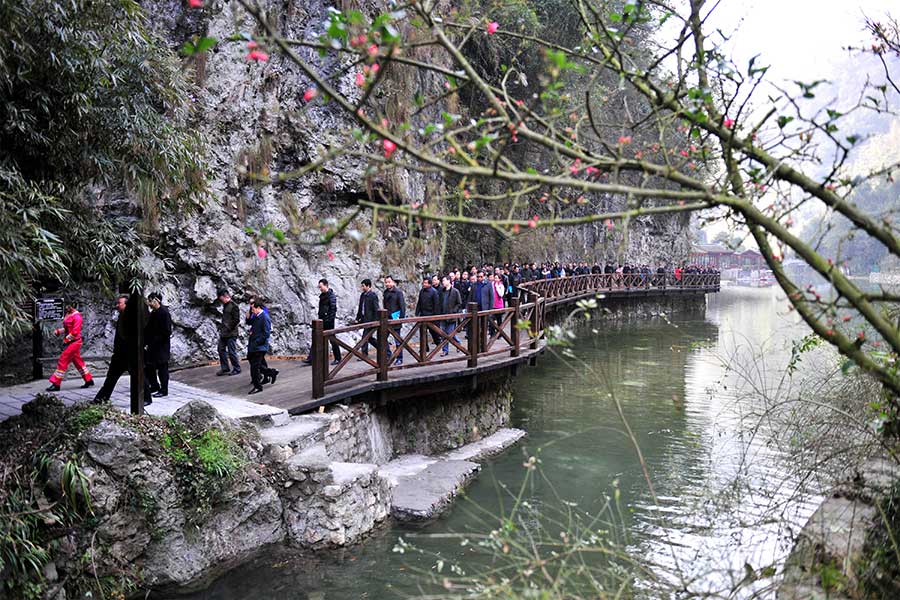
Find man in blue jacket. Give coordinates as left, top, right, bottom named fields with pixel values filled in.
left=247, top=300, right=276, bottom=395
left=355, top=278, right=380, bottom=358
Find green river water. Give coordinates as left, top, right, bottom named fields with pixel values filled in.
left=184, top=286, right=825, bottom=599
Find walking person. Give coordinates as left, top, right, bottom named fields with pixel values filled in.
left=93, top=295, right=151, bottom=406
left=492, top=271, right=506, bottom=334
left=303, top=279, right=341, bottom=366
left=355, top=279, right=380, bottom=358
left=45, top=302, right=93, bottom=391
left=382, top=275, right=405, bottom=365
left=438, top=276, right=462, bottom=356
left=415, top=276, right=441, bottom=350
left=246, top=298, right=278, bottom=384
left=144, top=292, right=172, bottom=398
left=216, top=289, right=241, bottom=376
left=247, top=300, right=275, bottom=395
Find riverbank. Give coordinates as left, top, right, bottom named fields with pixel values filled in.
left=0, top=383, right=524, bottom=599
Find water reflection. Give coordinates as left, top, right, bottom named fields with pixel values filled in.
left=181, top=287, right=821, bottom=599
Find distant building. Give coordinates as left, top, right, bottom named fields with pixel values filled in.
left=690, top=244, right=766, bottom=270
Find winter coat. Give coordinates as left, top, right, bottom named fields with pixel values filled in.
left=439, top=286, right=463, bottom=315
left=145, top=305, right=172, bottom=365
left=356, top=290, right=379, bottom=323
left=318, top=289, right=338, bottom=325
left=247, top=310, right=272, bottom=353
left=219, top=300, right=240, bottom=339
left=415, top=286, right=439, bottom=316
left=383, top=287, right=406, bottom=320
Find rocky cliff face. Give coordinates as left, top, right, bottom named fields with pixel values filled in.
left=53, top=0, right=690, bottom=369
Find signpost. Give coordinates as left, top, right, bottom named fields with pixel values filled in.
left=31, top=297, right=65, bottom=379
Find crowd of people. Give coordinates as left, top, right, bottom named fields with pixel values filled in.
left=41, top=260, right=718, bottom=398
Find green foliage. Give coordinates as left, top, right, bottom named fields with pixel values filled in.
left=161, top=420, right=246, bottom=523
left=0, top=0, right=207, bottom=351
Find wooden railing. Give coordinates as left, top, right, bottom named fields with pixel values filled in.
left=518, top=272, right=720, bottom=305
left=311, top=298, right=546, bottom=398
left=309, top=272, right=719, bottom=398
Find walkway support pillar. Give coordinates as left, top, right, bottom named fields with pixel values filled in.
left=376, top=309, right=389, bottom=382
left=510, top=299, right=520, bottom=357
left=467, top=302, right=479, bottom=368
left=312, top=319, right=325, bottom=399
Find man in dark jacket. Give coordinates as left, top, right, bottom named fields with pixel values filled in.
left=216, top=289, right=241, bottom=376
left=382, top=275, right=406, bottom=365
left=439, top=276, right=463, bottom=356
left=94, top=294, right=151, bottom=405
left=303, top=278, right=341, bottom=366
left=415, top=277, right=441, bottom=349
left=355, top=279, right=380, bottom=357
left=247, top=300, right=275, bottom=394
left=145, top=292, right=172, bottom=398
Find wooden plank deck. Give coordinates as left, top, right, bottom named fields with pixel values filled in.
left=172, top=340, right=544, bottom=415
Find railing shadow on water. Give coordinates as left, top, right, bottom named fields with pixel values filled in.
left=309, top=273, right=720, bottom=398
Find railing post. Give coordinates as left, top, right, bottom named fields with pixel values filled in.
left=312, top=319, right=325, bottom=399
left=467, top=302, right=479, bottom=368
left=510, top=299, right=520, bottom=357
left=530, top=299, right=540, bottom=350
left=377, top=309, right=389, bottom=382
left=419, top=320, right=428, bottom=363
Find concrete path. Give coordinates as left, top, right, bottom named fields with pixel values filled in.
left=0, top=376, right=288, bottom=424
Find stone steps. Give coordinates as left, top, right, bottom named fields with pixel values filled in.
left=259, top=415, right=331, bottom=454
left=382, top=458, right=480, bottom=521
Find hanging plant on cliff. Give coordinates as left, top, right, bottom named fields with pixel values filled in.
left=0, top=0, right=208, bottom=351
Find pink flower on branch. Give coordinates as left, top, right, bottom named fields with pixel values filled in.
left=617, top=135, right=632, bottom=145
left=723, top=117, right=735, bottom=129
left=382, top=139, right=397, bottom=159
left=487, top=22, right=500, bottom=35
left=247, top=50, right=269, bottom=62
left=355, top=71, right=366, bottom=87
left=188, top=0, right=203, bottom=7
left=367, top=44, right=379, bottom=57
left=303, top=88, right=317, bottom=102
left=257, top=246, right=268, bottom=259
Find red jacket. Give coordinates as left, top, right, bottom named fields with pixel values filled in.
left=56, top=310, right=83, bottom=344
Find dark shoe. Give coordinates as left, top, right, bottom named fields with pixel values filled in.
left=152, top=391, right=167, bottom=398
left=268, top=369, right=279, bottom=385
left=261, top=374, right=271, bottom=385
left=81, top=380, right=94, bottom=389
left=248, top=386, right=263, bottom=395
left=45, top=384, right=60, bottom=392
left=216, top=370, right=230, bottom=376
left=440, top=351, right=449, bottom=357
left=143, top=397, right=153, bottom=407
left=229, top=369, right=241, bottom=376
left=330, top=359, right=341, bottom=366
left=394, top=358, right=403, bottom=366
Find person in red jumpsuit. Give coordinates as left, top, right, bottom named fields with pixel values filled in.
left=46, top=303, right=94, bottom=392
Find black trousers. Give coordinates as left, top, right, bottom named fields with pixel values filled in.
left=218, top=336, right=241, bottom=372
left=361, top=327, right=379, bottom=355
left=323, top=320, right=341, bottom=362
left=96, top=353, right=149, bottom=400
left=248, top=351, right=273, bottom=388
left=146, top=361, right=169, bottom=395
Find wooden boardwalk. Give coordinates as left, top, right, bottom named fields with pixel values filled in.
left=171, top=272, right=719, bottom=415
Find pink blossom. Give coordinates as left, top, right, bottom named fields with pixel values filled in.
left=247, top=50, right=269, bottom=62
left=303, top=88, right=317, bottom=102
left=257, top=246, right=268, bottom=259
left=617, top=135, right=632, bottom=145
left=383, top=139, right=397, bottom=158
left=247, top=41, right=258, bottom=50
left=327, top=250, right=335, bottom=260
left=370, top=63, right=380, bottom=74
left=188, top=0, right=203, bottom=7
left=723, top=117, right=735, bottom=129
left=528, top=216, right=539, bottom=228
left=355, top=71, right=366, bottom=87
left=487, top=22, right=499, bottom=35
left=512, top=223, right=520, bottom=234
left=605, top=219, right=614, bottom=230
left=367, top=44, right=379, bottom=57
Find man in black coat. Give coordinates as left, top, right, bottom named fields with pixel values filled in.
left=94, top=294, right=152, bottom=406
left=303, top=278, right=341, bottom=366
left=438, top=276, right=463, bottom=356
left=216, top=289, right=241, bottom=375
left=145, top=292, right=172, bottom=398
left=415, top=277, right=441, bottom=349
left=355, top=278, right=380, bottom=357
left=382, top=275, right=406, bottom=365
